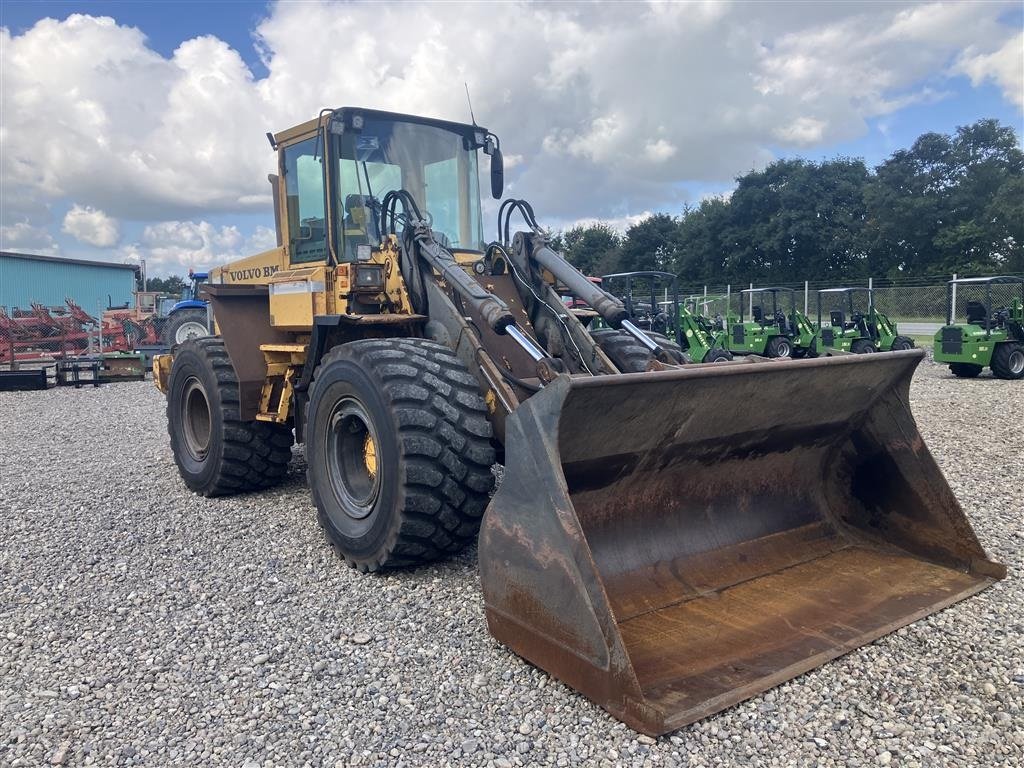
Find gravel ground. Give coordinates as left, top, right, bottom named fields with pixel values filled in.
left=1, top=357, right=1021, bottom=767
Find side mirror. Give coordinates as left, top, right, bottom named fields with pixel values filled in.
left=484, top=135, right=504, bottom=199
left=490, top=146, right=504, bottom=199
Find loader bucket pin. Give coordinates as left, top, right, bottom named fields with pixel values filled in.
left=480, top=350, right=1004, bottom=735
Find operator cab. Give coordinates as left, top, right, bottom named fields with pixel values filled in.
left=818, top=287, right=872, bottom=332
left=740, top=287, right=796, bottom=330
left=278, top=107, right=502, bottom=268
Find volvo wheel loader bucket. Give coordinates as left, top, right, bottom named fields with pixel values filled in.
left=479, top=349, right=1004, bottom=735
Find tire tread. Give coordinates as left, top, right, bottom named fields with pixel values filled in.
left=991, top=341, right=1024, bottom=380
left=310, top=338, right=495, bottom=571
left=167, top=338, right=293, bottom=497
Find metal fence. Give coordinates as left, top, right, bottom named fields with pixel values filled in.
left=676, top=273, right=1024, bottom=337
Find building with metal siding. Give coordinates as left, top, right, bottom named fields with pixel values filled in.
left=0, top=251, right=138, bottom=313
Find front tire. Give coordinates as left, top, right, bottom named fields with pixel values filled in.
left=949, top=363, right=983, bottom=378
left=765, top=336, right=792, bottom=358
left=850, top=339, right=876, bottom=354
left=167, top=338, right=294, bottom=496
left=306, top=339, right=495, bottom=571
left=702, top=348, right=734, bottom=363
left=890, top=335, right=915, bottom=351
left=991, top=342, right=1024, bottom=380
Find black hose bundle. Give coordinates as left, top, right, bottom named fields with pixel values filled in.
left=497, top=198, right=543, bottom=246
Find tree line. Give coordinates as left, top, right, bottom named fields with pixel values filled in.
left=552, top=119, right=1023, bottom=283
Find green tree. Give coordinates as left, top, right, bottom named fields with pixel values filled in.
left=866, top=119, right=1023, bottom=275
left=985, top=176, right=1024, bottom=273
left=619, top=214, right=680, bottom=273
left=676, top=198, right=731, bottom=283
left=555, top=222, right=622, bottom=276
left=563, top=118, right=1022, bottom=284
left=717, top=157, right=870, bottom=282
left=146, top=275, right=188, bottom=295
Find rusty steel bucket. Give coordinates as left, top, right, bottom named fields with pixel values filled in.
left=479, top=349, right=1004, bottom=735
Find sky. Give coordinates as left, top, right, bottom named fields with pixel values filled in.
left=1, top=0, right=1022, bottom=277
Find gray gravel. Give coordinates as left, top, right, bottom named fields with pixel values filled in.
left=1, top=357, right=1021, bottom=767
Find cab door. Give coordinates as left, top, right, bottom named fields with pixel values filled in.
left=271, top=135, right=332, bottom=328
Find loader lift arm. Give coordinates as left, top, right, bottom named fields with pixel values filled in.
left=495, top=199, right=673, bottom=363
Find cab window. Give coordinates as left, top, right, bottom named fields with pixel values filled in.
left=336, top=157, right=400, bottom=262
left=283, top=137, right=327, bottom=263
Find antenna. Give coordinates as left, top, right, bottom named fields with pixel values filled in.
left=465, top=82, right=477, bottom=126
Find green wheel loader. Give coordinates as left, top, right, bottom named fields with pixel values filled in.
left=724, top=286, right=816, bottom=357
left=815, top=287, right=914, bottom=355
left=933, top=275, right=1024, bottom=379
left=154, top=107, right=1003, bottom=735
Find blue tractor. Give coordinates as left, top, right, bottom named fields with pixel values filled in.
left=161, top=270, right=210, bottom=346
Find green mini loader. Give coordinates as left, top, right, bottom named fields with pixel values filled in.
left=725, top=287, right=815, bottom=358
left=816, top=287, right=915, bottom=354
left=933, top=276, right=1024, bottom=379
left=601, top=271, right=733, bottom=363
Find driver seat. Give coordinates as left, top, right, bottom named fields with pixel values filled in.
left=775, top=311, right=790, bottom=334
left=343, top=194, right=379, bottom=260
left=965, top=301, right=987, bottom=326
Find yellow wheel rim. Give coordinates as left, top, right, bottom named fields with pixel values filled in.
left=363, top=432, right=377, bottom=478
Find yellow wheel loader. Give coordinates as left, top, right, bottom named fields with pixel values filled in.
left=154, top=107, right=1004, bottom=735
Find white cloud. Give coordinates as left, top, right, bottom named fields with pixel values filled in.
left=61, top=204, right=120, bottom=247
left=124, top=220, right=280, bottom=275
left=247, top=225, right=278, bottom=252
left=502, top=154, right=525, bottom=170
left=566, top=211, right=654, bottom=234
left=1, top=0, right=1020, bottom=237
left=956, top=32, right=1024, bottom=109
left=644, top=139, right=678, bottom=163
left=0, top=222, right=60, bottom=255
left=774, top=117, right=827, bottom=145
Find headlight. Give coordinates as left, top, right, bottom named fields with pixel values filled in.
left=354, top=264, right=384, bottom=292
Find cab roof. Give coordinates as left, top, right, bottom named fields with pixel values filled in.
left=273, top=107, right=486, bottom=146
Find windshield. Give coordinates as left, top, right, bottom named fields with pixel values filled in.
left=333, top=117, right=484, bottom=261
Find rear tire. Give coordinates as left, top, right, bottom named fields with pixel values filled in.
left=164, top=308, right=210, bottom=347
left=167, top=338, right=294, bottom=496
left=949, top=363, right=983, bottom=378
left=991, top=342, right=1024, bottom=380
left=850, top=339, right=876, bottom=354
left=765, top=336, right=792, bottom=358
left=890, top=335, right=915, bottom=351
left=645, top=331, right=687, bottom=364
left=306, top=338, right=495, bottom=571
left=591, top=328, right=657, bottom=372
